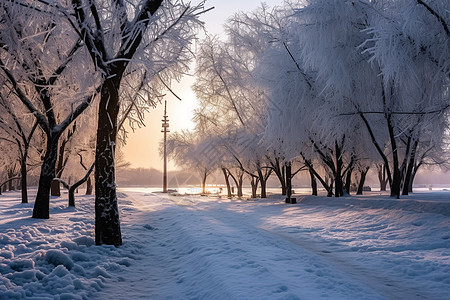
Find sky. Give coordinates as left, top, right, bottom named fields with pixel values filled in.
left=121, top=0, right=281, bottom=171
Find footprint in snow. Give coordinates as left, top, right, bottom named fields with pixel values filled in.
left=143, top=224, right=157, bottom=230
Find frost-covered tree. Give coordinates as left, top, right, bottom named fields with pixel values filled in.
left=0, top=81, right=39, bottom=203
left=260, top=0, right=449, bottom=198
left=361, top=0, right=449, bottom=196
left=0, top=1, right=99, bottom=215
left=68, top=0, right=204, bottom=245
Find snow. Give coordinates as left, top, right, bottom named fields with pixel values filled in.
left=1, top=189, right=450, bottom=299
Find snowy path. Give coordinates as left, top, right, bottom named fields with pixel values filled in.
left=94, top=190, right=450, bottom=300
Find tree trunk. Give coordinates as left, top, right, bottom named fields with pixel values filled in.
left=280, top=166, right=287, bottom=196
left=260, top=179, right=266, bottom=198
left=286, top=163, right=292, bottom=200
left=402, top=161, right=414, bottom=196
left=334, top=142, right=344, bottom=197
left=257, top=169, right=267, bottom=199
left=237, top=173, right=243, bottom=197
left=51, top=138, right=67, bottom=197
left=409, top=163, right=422, bottom=193
left=378, top=165, right=388, bottom=191
left=20, top=157, right=28, bottom=203
left=85, top=175, right=93, bottom=195
left=356, top=167, right=369, bottom=195
left=344, top=167, right=352, bottom=195
left=201, top=171, right=208, bottom=194
left=69, top=163, right=94, bottom=207
left=94, top=78, right=122, bottom=246
left=271, top=159, right=286, bottom=195
left=7, top=168, right=15, bottom=191
left=222, top=168, right=232, bottom=197
left=390, top=168, right=401, bottom=198
left=402, top=141, right=418, bottom=196
left=309, top=169, right=317, bottom=196
left=250, top=177, right=259, bottom=198
left=33, top=136, right=59, bottom=219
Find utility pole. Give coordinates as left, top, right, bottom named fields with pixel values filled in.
left=161, top=100, right=169, bottom=192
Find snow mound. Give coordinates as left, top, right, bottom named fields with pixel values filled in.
left=0, top=192, right=130, bottom=299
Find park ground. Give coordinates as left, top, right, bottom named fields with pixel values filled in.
left=1, top=188, right=450, bottom=299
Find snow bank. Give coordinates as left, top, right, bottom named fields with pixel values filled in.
left=0, top=190, right=131, bottom=299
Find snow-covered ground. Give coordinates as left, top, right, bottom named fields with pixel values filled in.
left=1, top=188, right=449, bottom=299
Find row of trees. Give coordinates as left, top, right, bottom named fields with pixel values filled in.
left=167, top=0, right=449, bottom=199
left=0, top=0, right=205, bottom=246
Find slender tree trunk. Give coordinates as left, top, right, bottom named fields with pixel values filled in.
left=94, top=78, right=122, bottom=246
left=356, top=167, right=369, bottom=195
left=309, top=169, right=317, bottom=196
left=344, top=167, right=352, bottom=195
left=280, top=165, right=287, bottom=196
left=334, top=142, right=344, bottom=197
left=20, top=156, right=28, bottom=203
left=51, top=139, right=66, bottom=197
left=201, top=171, right=207, bottom=194
left=257, top=169, right=268, bottom=198
left=250, top=177, right=259, bottom=198
left=409, top=163, right=421, bottom=193
left=286, top=163, right=292, bottom=201
left=237, top=173, right=243, bottom=197
left=386, top=109, right=401, bottom=198
left=7, top=168, right=15, bottom=191
left=402, top=162, right=414, bottom=196
left=69, top=163, right=94, bottom=207
left=222, top=168, right=232, bottom=197
left=402, top=141, right=418, bottom=196
left=33, top=136, right=59, bottom=219
left=85, top=175, right=93, bottom=195
left=378, top=165, right=388, bottom=191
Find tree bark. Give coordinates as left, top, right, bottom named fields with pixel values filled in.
left=33, top=135, right=59, bottom=219
left=20, top=158, right=28, bottom=203
left=309, top=169, right=317, bottom=196
left=69, top=163, right=94, bottom=207
left=250, top=176, right=259, bottom=198
left=270, top=158, right=286, bottom=195
left=356, top=167, right=369, bottom=195
left=334, top=142, right=344, bottom=197
left=286, top=163, right=292, bottom=201
left=257, top=168, right=268, bottom=199
left=94, top=78, right=122, bottom=246
left=344, top=166, right=353, bottom=195
left=222, top=168, right=232, bottom=197
left=51, top=138, right=65, bottom=196
left=378, top=164, right=388, bottom=191
left=402, top=141, right=418, bottom=196
left=7, top=168, right=15, bottom=191
left=85, top=175, right=93, bottom=195
left=409, top=163, right=422, bottom=193
left=236, top=173, right=243, bottom=197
